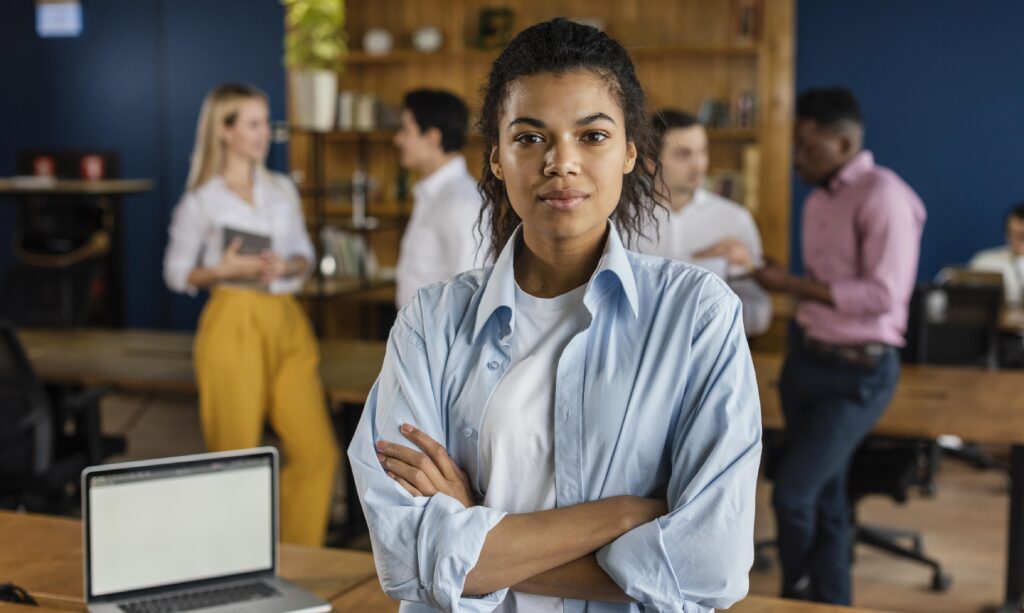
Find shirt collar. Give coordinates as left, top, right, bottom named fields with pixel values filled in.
left=827, top=150, right=875, bottom=192
left=414, top=155, right=468, bottom=202
left=472, top=221, right=640, bottom=341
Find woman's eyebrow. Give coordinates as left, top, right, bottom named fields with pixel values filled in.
left=506, top=113, right=616, bottom=130
left=577, top=112, right=616, bottom=126
left=507, top=116, right=546, bottom=129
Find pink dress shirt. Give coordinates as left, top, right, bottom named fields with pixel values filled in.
left=796, top=151, right=926, bottom=347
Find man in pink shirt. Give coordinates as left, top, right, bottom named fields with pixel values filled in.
left=755, top=87, right=926, bottom=605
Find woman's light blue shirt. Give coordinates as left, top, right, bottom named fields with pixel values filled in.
left=349, top=223, right=762, bottom=612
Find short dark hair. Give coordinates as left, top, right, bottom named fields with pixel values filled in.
left=402, top=89, right=469, bottom=152
left=796, top=87, right=863, bottom=129
left=651, top=109, right=700, bottom=151
left=1007, top=202, right=1024, bottom=230
left=477, top=18, right=660, bottom=256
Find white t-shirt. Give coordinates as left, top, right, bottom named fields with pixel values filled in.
left=635, top=188, right=772, bottom=335
left=162, top=169, right=315, bottom=296
left=968, top=245, right=1024, bottom=305
left=395, top=155, right=486, bottom=308
left=480, top=282, right=590, bottom=613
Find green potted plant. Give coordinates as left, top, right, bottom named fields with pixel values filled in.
left=282, top=0, right=347, bottom=131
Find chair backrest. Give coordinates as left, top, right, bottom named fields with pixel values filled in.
left=905, top=280, right=1003, bottom=368
left=0, top=321, right=53, bottom=478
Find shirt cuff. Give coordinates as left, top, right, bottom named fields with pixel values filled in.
left=418, top=493, right=509, bottom=612
left=596, top=519, right=687, bottom=612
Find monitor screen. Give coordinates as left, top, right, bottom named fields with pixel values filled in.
left=36, top=1, right=83, bottom=38
left=87, top=454, right=274, bottom=597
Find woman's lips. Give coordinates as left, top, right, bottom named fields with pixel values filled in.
left=539, top=189, right=589, bottom=210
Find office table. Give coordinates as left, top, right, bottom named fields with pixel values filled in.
left=755, top=351, right=1024, bottom=612
left=13, top=328, right=1024, bottom=610
left=0, top=510, right=889, bottom=613
left=0, top=510, right=377, bottom=610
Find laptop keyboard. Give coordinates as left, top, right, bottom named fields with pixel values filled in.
left=118, top=581, right=280, bottom=613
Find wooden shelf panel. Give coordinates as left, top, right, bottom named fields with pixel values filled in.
left=345, top=44, right=758, bottom=66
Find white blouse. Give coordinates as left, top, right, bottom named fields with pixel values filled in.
left=163, top=169, right=315, bottom=296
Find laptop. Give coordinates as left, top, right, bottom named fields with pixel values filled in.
left=82, top=448, right=332, bottom=613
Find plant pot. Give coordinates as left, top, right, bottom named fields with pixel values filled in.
left=291, top=69, right=337, bottom=132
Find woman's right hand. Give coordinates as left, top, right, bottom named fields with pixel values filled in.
left=216, top=237, right=264, bottom=281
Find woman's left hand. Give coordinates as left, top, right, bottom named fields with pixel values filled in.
left=376, top=424, right=476, bottom=508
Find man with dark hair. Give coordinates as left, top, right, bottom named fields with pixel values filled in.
left=394, top=89, right=483, bottom=307
left=969, top=202, right=1024, bottom=305
left=754, top=86, right=926, bottom=604
left=638, top=108, right=771, bottom=335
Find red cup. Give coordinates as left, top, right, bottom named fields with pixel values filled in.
left=80, top=154, right=105, bottom=181
left=33, top=155, right=56, bottom=177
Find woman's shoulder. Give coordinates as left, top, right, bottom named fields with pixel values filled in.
left=261, top=169, right=300, bottom=200
left=392, top=268, right=491, bottom=348
left=627, top=250, right=740, bottom=320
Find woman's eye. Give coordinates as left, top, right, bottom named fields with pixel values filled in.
left=514, top=133, right=544, bottom=145
left=583, top=131, right=609, bottom=143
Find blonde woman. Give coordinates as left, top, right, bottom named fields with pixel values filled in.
left=163, top=82, right=339, bottom=546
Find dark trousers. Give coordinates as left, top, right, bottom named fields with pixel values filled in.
left=772, top=328, right=900, bottom=604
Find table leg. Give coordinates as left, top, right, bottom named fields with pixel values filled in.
left=1000, top=444, right=1024, bottom=613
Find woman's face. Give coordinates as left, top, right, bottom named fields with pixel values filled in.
left=491, top=70, right=637, bottom=251
left=222, top=98, right=270, bottom=165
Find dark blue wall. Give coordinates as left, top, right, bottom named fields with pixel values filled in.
left=793, top=0, right=1024, bottom=279
left=0, top=0, right=286, bottom=329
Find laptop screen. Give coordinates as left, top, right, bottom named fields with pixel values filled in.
left=86, top=452, right=275, bottom=598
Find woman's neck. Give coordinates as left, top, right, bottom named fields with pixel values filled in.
left=221, top=156, right=256, bottom=203
left=514, top=224, right=608, bottom=298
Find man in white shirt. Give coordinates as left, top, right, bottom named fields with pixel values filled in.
left=394, top=89, right=485, bottom=308
left=968, top=203, right=1024, bottom=305
left=637, top=109, right=772, bottom=335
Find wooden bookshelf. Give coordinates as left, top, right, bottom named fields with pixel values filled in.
left=287, top=0, right=794, bottom=338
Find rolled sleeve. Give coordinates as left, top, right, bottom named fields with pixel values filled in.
left=597, top=294, right=761, bottom=611
left=349, top=308, right=508, bottom=612
left=830, top=182, right=921, bottom=317
left=163, top=193, right=205, bottom=296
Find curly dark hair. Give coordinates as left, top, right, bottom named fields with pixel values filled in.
left=476, top=18, right=661, bottom=258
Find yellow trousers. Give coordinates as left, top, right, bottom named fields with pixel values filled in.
left=194, top=287, right=339, bottom=546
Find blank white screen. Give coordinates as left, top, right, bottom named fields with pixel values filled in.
left=89, top=465, right=273, bottom=596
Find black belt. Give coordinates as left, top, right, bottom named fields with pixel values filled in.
left=801, top=334, right=890, bottom=368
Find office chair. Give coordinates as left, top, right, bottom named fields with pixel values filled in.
left=836, top=279, right=1001, bottom=590
left=0, top=321, right=123, bottom=512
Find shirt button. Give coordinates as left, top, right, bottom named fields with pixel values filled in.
left=487, top=360, right=499, bottom=371
left=462, top=427, right=474, bottom=438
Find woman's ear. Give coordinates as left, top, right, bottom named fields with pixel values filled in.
left=623, top=141, right=638, bottom=174
left=489, top=145, right=503, bottom=180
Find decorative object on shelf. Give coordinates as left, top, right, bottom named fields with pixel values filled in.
left=282, top=0, right=347, bottom=132
left=337, top=90, right=355, bottom=130
left=353, top=93, right=376, bottom=132
left=569, top=17, right=605, bottom=31
left=363, top=27, right=394, bottom=56
left=733, top=0, right=762, bottom=44
left=79, top=154, right=106, bottom=181
left=734, top=90, right=758, bottom=129
left=697, top=97, right=731, bottom=128
left=477, top=8, right=514, bottom=49
left=412, top=25, right=443, bottom=53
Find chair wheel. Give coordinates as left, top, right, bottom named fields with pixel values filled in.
left=753, top=552, right=774, bottom=572
left=931, top=571, right=952, bottom=592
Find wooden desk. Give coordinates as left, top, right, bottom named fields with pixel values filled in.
left=328, top=576, right=892, bottom=612
left=17, top=328, right=386, bottom=406
left=754, top=350, right=1024, bottom=612
left=0, top=510, right=377, bottom=610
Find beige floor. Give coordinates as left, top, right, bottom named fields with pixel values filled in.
left=100, top=392, right=1007, bottom=612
